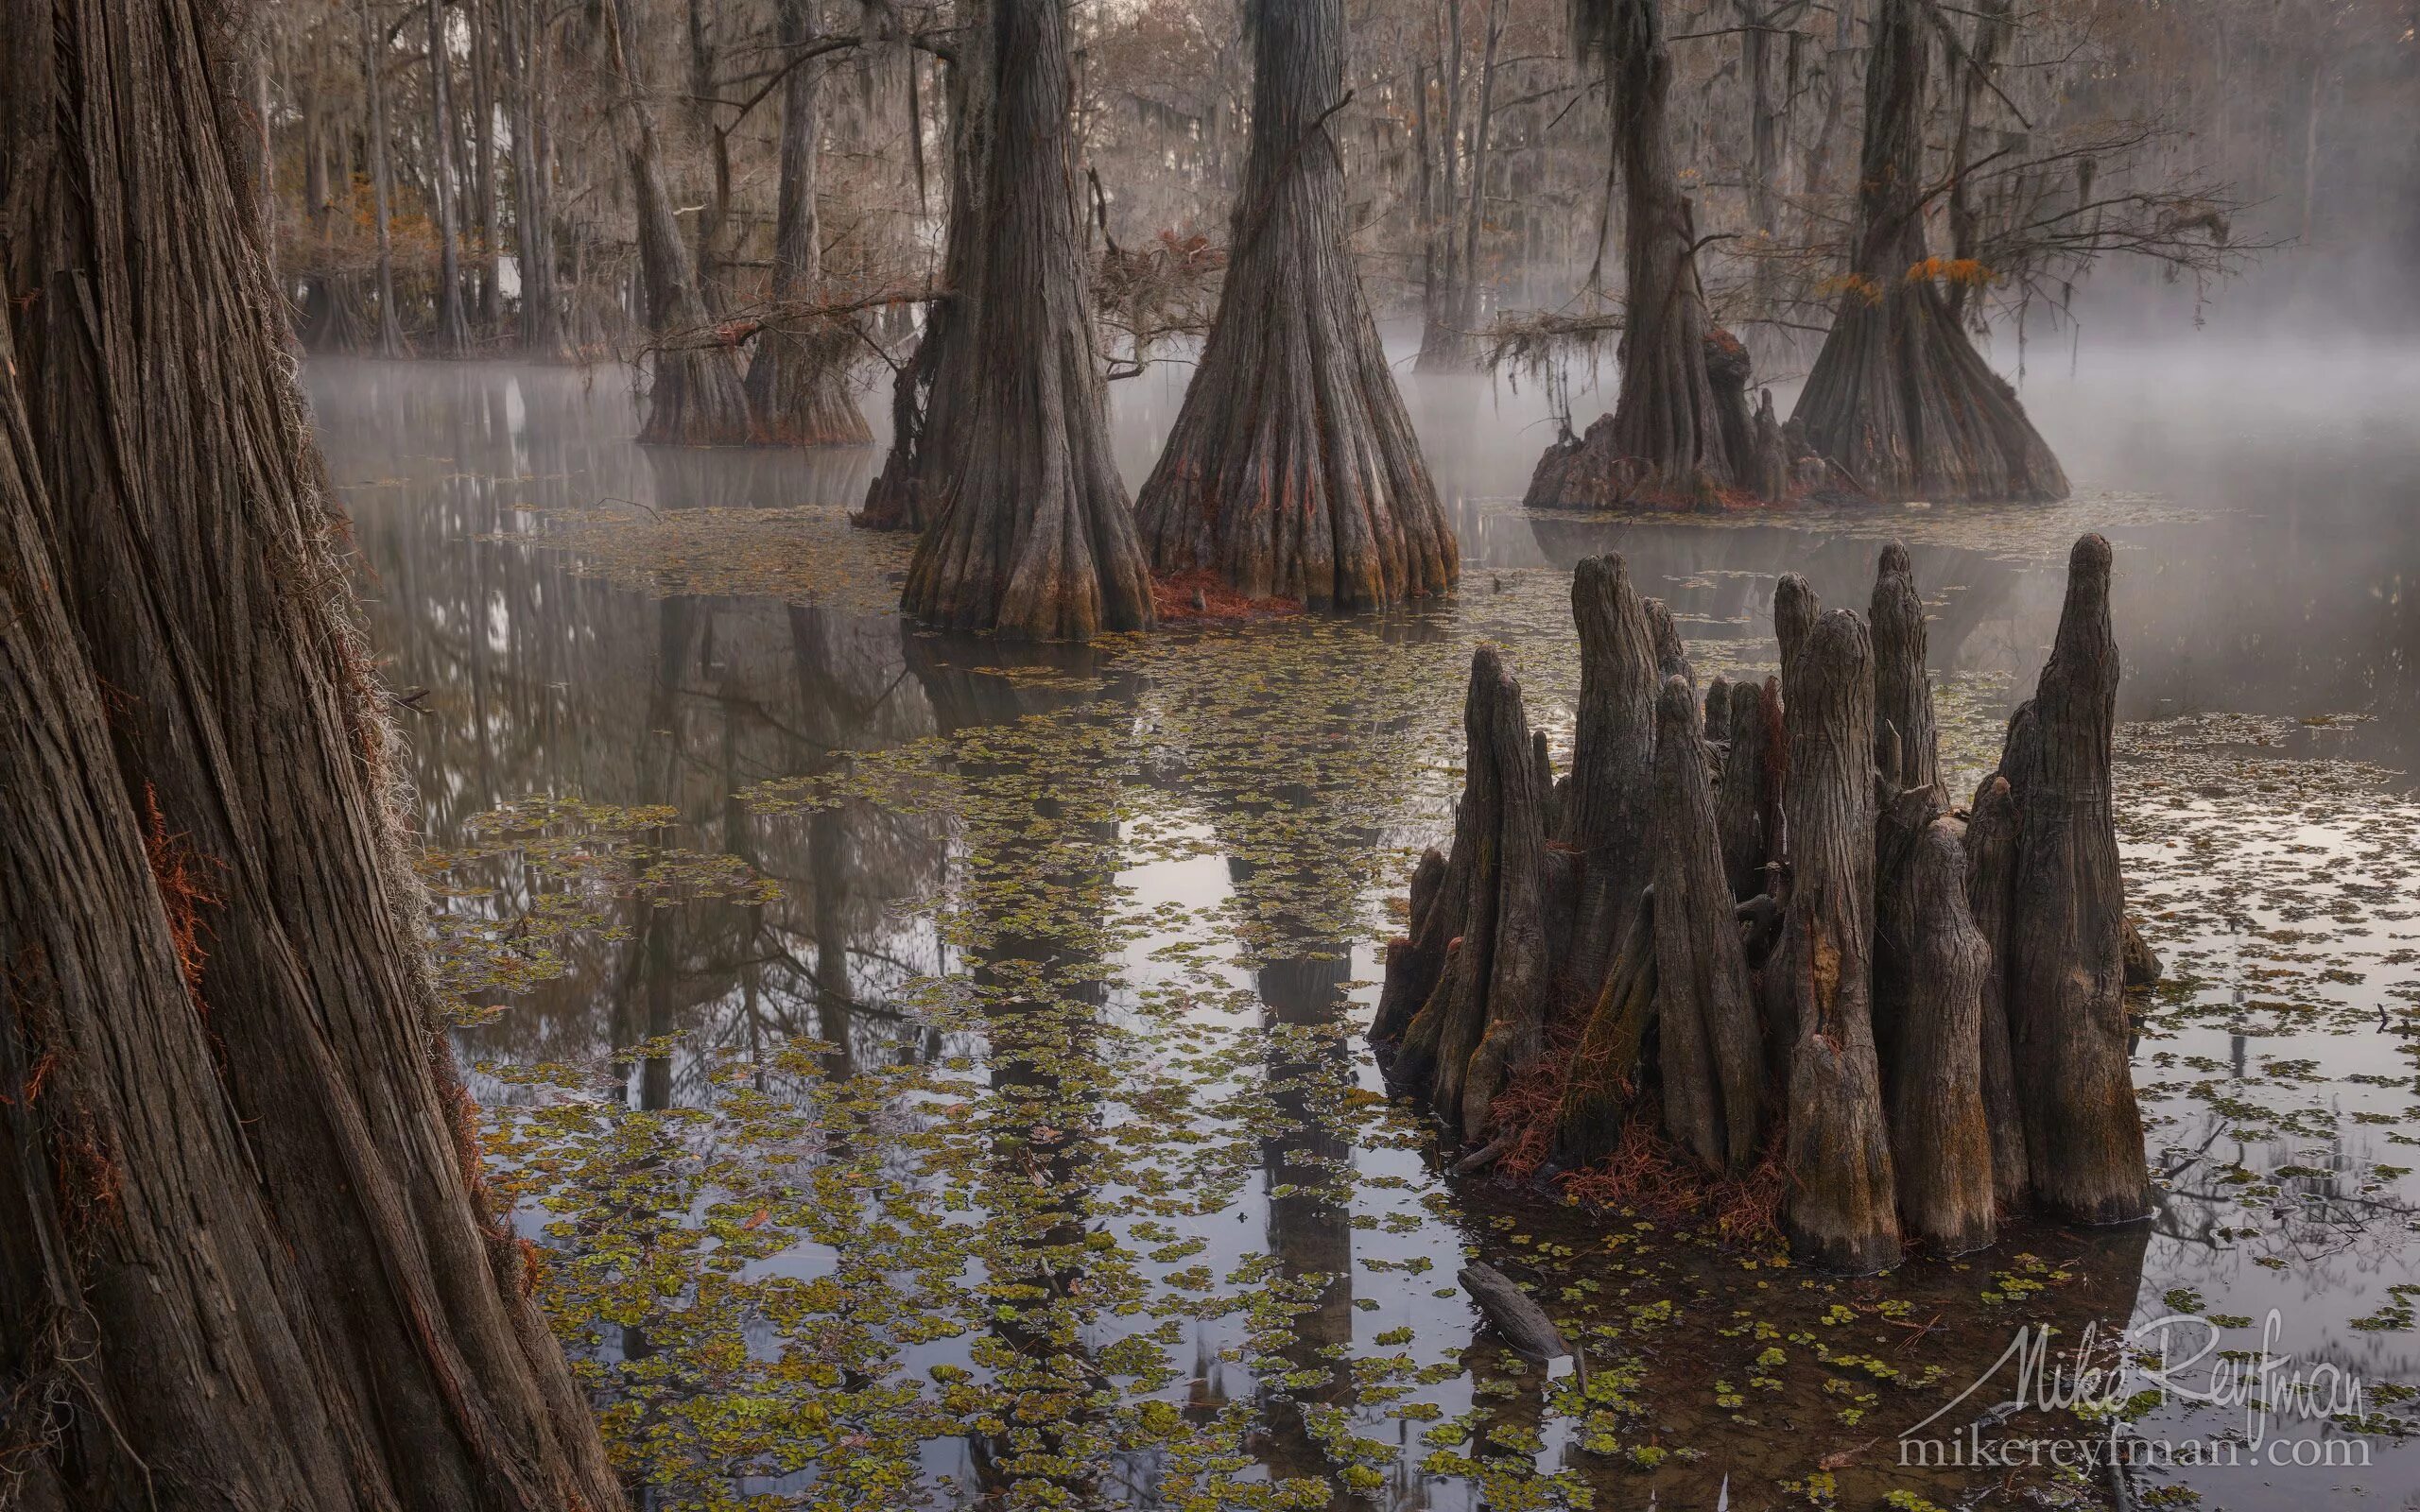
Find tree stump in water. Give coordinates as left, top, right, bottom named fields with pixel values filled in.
left=1770, top=610, right=1902, bottom=1270
left=1558, top=556, right=1662, bottom=1005
left=1374, top=537, right=2147, bottom=1268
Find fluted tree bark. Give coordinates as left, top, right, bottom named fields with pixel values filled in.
left=1789, top=0, right=2067, bottom=503
left=1132, top=0, right=1457, bottom=610
left=2003, top=534, right=2146, bottom=1222
left=0, top=0, right=620, bottom=1503
left=1772, top=611, right=1901, bottom=1271
left=743, top=0, right=873, bottom=447
left=900, top=0, right=1154, bottom=639
left=859, top=3, right=991, bottom=531
left=603, top=0, right=755, bottom=444
left=1523, top=0, right=1782, bottom=509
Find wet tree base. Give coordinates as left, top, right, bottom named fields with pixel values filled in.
left=1375, top=534, right=2152, bottom=1270
left=1149, top=571, right=1305, bottom=624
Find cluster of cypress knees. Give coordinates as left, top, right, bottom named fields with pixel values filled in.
left=1372, top=534, right=2155, bottom=1271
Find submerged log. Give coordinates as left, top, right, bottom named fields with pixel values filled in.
left=1558, top=556, right=1662, bottom=1005
left=1772, top=610, right=1901, bottom=1271
left=1885, top=817, right=1997, bottom=1253
left=2004, top=534, right=2146, bottom=1223
left=1651, top=678, right=1767, bottom=1173
left=1962, top=772, right=2031, bottom=1211
left=1460, top=1263, right=1570, bottom=1361
left=1393, top=647, right=1551, bottom=1138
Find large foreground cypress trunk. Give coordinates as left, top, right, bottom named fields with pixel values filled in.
left=0, top=1, right=619, bottom=1503
left=1132, top=0, right=1457, bottom=610
left=1522, top=0, right=1785, bottom=511
left=900, top=0, right=1154, bottom=639
left=1789, top=0, right=2067, bottom=504
left=743, top=0, right=873, bottom=448
left=1374, top=539, right=2146, bottom=1268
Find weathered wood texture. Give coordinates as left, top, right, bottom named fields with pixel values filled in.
left=1789, top=0, right=2067, bottom=504
left=1391, top=647, right=1549, bottom=1140
left=1558, top=556, right=1661, bottom=1005
left=1885, top=818, right=1997, bottom=1253
left=1772, top=611, right=1902, bottom=1271
left=1651, top=678, right=1768, bottom=1173
left=0, top=0, right=620, bottom=1501
left=1460, top=1263, right=1569, bottom=1360
left=1132, top=0, right=1457, bottom=610
left=900, top=0, right=1155, bottom=638
left=2002, top=534, right=2146, bottom=1222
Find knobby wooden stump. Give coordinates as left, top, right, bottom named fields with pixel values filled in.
left=1374, top=538, right=2148, bottom=1269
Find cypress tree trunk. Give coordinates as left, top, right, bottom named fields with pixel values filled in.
left=426, top=0, right=473, bottom=356
left=900, top=0, right=1153, bottom=639
left=743, top=0, right=873, bottom=447
left=1132, top=0, right=1457, bottom=610
left=501, top=0, right=567, bottom=358
left=1773, top=611, right=1901, bottom=1271
left=0, top=1, right=618, bottom=1502
left=1523, top=0, right=1757, bottom=509
left=360, top=0, right=409, bottom=356
left=603, top=0, right=755, bottom=443
left=1789, top=0, right=2067, bottom=504
left=2003, top=534, right=2147, bottom=1222
left=859, top=10, right=992, bottom=531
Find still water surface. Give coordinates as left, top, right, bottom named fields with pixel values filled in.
left=308, top=341, right=2420, bottom=1512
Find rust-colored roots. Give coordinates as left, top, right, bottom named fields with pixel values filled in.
left=1486, top=1039, right=1787, bottom=1246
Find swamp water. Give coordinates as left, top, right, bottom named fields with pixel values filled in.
left=306, top=342, right=2420, bottom=1512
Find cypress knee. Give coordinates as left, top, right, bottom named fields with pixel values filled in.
left=1718, top=679, right=1769, bottom=898
left=1962, top=772, right=2031, bottom=1210
left=1554, top=892, right=1658, bottom=1166
left=1774, top=610, right=1901, bottom=1270
left=1887, top=817, right=1997, bottom=1253
left=1372, top=846, right=1448, bottom=1044
left=1393, top=647, right=1549, bottom=1139
left=2004, top=534, right=2146, bottom=1224
left=1651, top=678, right=1767, bottom=1173
left=1558, top=556, right=1661, bottom=1005
left=1871, top=542, right=1945, bottom=803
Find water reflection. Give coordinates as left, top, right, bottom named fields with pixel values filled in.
left=303, top=347, right=2420, bottom=1512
